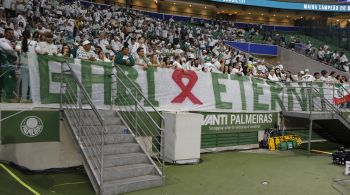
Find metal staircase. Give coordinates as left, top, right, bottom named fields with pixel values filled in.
left=60, top=62, right=164, bottom=194
left=281, top=82, right=350, bottom=145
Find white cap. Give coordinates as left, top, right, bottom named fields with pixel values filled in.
left=300, top=71, right=305, bottom=75
left=15, top=45, right=21, bottom=52
left=82, top=40, right=91, bottom=45
left=305, top=69, right=309, bottom=73
left=188, top=54, right=195, bottom=59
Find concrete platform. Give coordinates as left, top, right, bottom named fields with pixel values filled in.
left=282, top=111, right=336, bottom=120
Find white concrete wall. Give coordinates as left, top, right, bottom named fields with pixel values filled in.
left=0, top=121, right=82, bottom=170
left=278, top=47, right=346, bottom=75
left=164, top=112, right=202, bottom=164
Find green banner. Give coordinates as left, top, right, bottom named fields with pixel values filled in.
left=1, top=111, right=60, bottom=144
left=199, top=112, right=278, bottom=134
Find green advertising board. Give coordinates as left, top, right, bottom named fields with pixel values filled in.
left=1, top=111, right=60, bottom=144
left=199, top=112, right=278, bottom=134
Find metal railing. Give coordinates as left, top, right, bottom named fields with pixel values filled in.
left=60, top=62, right=105, bottom=186
left=281, top=82, right=345, bottom=111
left=282, top=82, right=325, bottom=112
left=111, top=65, right=165, bottom=178
left=311, top=87, right=350, bottom=129
left=335, top=84, right=350, bottom=112
left=281, top=81, right=350, bottom=125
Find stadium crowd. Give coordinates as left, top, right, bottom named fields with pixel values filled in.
left=0, top=0, right=349, bottom=102
left=263, top=31, right=350, bottom=72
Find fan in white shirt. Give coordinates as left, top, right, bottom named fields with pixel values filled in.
left=340, top=52, right=348, bottom=64
left=0, top=28, right=17, bottom=58
left=301, top=69, right=315, bottom=82
left=174, top=45, right=184, bottom=56
left=97, top=52, right=111, bottom=62
left=133, top=47, right=151, bottom=70
left=173, top=56, right=182, bottom=69
left=35, top=23, right=49, bottom=34
left=211, top=58, right=223, bottom=72
left=111, top=36, right=123, bottom=53
left=182, top=54, right=196, bottom=70
left=268, top=69, right=280, bottom=82
left=326, top=71, right=338, bottom=83
left=191, top=58, right=203, bottom=72
left=231, top=63, right=243, bottom=76
left=275, top=62, right=284, bottom=70
left=35, top=33, right=58, bottom=55
left=98, top=38, right=110, bottom=53
left=132, top=37, right=147, bottom=55
left=76, top=40, right=98, bottom=61
left=203, top=62, right=219, bottom=73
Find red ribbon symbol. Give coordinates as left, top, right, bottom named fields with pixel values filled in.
left=171, top=69, right=203, bottom=105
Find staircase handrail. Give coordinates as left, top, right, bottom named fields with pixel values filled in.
left=312, top=87, right=350, bottom=126
left=111, top=65, right=165, bottom=178
left=113, top=74, right=163, bottom=131
left=62, top=62, right=106, bottom=124
left=112, top=65, right=164, bottom=122
left=337, top=83, right=350, bottom=101
left=60, top=62, right=105, bottom=186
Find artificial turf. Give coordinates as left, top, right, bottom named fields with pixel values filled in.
left=0, top=166, right=94, bottom=195
left=0, top=148, right=348, bottom=195
left=128, top=150, right=348, bottom=195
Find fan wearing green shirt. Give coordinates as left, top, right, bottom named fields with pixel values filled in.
left=114, top=47, right=135, bottom=66
left=0, top=28, right=17, bottom=102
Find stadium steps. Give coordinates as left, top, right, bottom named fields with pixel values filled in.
left=102, top=175, right=163, bottom=195
left=313, top=120, right=350, bottom=145
left=282, top=111, right=350, bottom=144
left=312, top=128, right=338, bottom=143
left=63, top=109, right=164, bottom=195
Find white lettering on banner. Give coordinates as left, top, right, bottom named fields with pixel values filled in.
left=303, top=4, right=348, bottom=11
left=231, top=114, right=272, bottom=125
left=202, top=113, right=276, bottom=132
left=203, top=115, right=228, bottom=126
left=203, top=114, right=272, bottom=126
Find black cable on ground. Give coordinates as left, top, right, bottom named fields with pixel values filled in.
left=0, top=160, right=86, bottom=175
